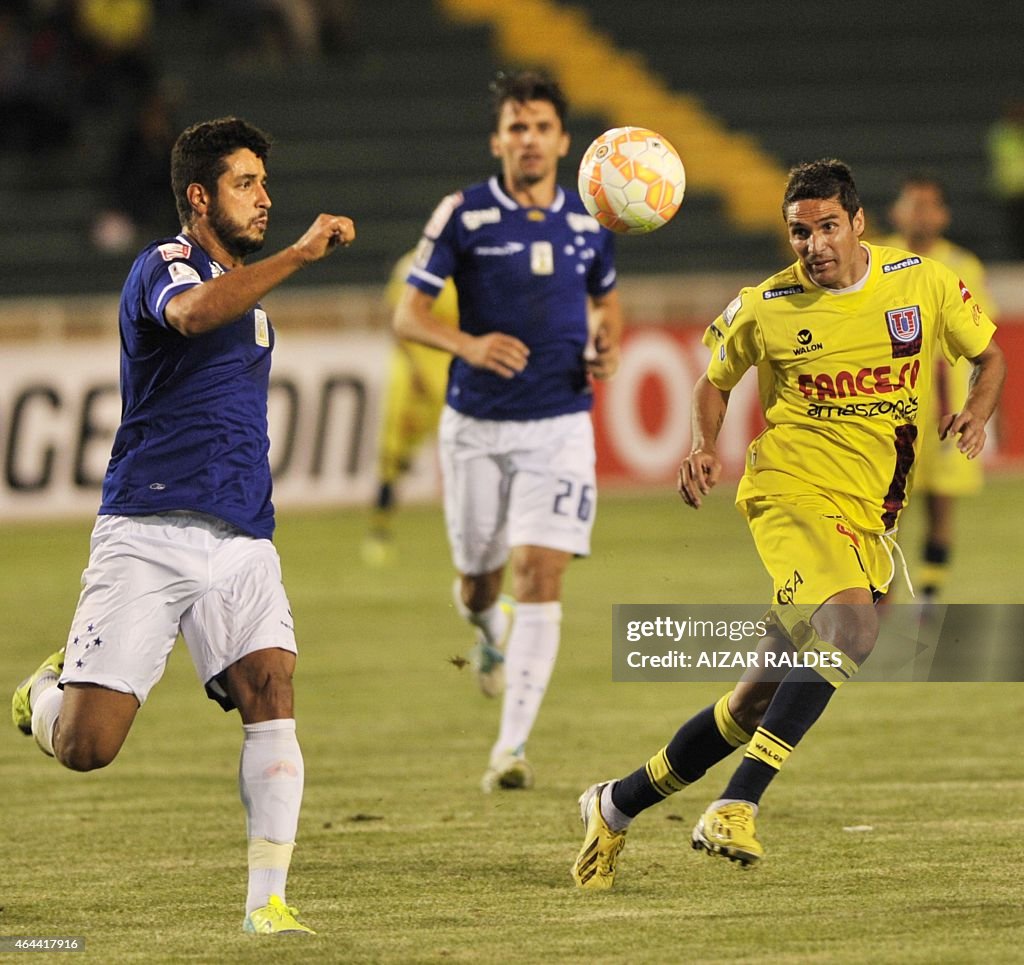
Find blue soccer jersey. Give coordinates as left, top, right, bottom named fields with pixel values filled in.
left=407, top=176, right=617, bottom=420
left=99, top=234, right=276, bottom=538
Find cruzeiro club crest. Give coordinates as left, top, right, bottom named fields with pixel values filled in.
left=885, top=305, right=922, bottom=358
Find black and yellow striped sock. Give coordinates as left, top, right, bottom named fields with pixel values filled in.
left=611, top=693, right=751, bottom=817
left=720, top=659, right=853, bottom=805
left=920, top=540, right=950, bottom=599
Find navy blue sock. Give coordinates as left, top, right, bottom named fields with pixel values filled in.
left=612, top=702, right=743, bottom=817
left=720, top=668, right=836, bottom=805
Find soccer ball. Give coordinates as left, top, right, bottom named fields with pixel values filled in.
left=577, top=127, right=686, bottom=234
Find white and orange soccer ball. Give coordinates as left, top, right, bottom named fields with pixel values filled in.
left=577, top=126, right=686, bottom=234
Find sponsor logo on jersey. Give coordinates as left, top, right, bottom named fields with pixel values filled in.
left=806, top=396, right=920, bottom=421
left=708, top=323, right=724, bottom=341
left=792, top=328, right=823, bottom=355
left=158, top=241, right=192, bottom=261
left=722, top=294, right=742, bottom=326
left=530, top=241, right=554, bottom=275
left=167, top=261, right=201, bottom=285
left=425, top=191, right=464, bottom=238
left=566, top=211, right=601, bottom=234
left=473, top=242, right=525, bottom=256
left=254, top=308, right=270, bottom=347
left=413, top=237, right=434, bottom=268
left=885, top=305, right=922, bottom=358
left=798, top=358, right=921, bottom=400
left=763, top=284, right=804, bottom=300
left=461, top=206, right=501, bottom=231
left=958, top=278, right=973, bottom=303
left=882, top=256, right=922, bottom=274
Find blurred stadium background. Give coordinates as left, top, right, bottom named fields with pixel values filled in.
left=2, top=0, right=1024, bottom=520
left=2, top=2, right=1023, bottom=960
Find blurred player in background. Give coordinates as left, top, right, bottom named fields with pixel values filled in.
left=986, top=99, right=1024, bottom=259
left=573, top=159, right=1004, bottom=888
left=884, top=173, right=999, bottom=600
left=394, top=69, right=622, bottom=792
left=362, top=249, right=457, bottom=566
left=11, top=116, right=355, bottom=935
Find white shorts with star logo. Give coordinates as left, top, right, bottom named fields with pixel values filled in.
left=60, top=512, right=297, bottom=707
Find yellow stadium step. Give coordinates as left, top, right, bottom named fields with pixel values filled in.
left=440, top=0, right=788, bottom=235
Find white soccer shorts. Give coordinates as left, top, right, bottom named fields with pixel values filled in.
left=439, top=406, right=597, bottom=575
left=59, top=512, right=297, bottom=707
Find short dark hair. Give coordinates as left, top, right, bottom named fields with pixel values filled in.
left=782, top=158, right=861, bottom=222
left=894, top=171, right=949, bottom=205
left=170, top=117, right=272, bottom=226
left=489, top=69, right=567, bottom=131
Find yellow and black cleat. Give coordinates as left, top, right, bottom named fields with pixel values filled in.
left=572, top=782, right=627, bottom=890
left=691, top=801, right=764, bottom=867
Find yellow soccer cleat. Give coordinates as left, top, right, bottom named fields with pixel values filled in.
left=481, top=750, right=534, bottom=793
left=11, top=648, right=65, bottom=736
left=691, top=801, right=764, bottom=867
left=242, top=895, right=316, bottom=935
left=470, top=595, right=515, bottom=698
left=572, top=782, right=627, bottom=890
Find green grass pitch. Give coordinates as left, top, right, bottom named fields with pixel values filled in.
left=2, top=478, right=1023, bottom=963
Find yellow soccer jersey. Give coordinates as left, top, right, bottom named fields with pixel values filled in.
left=376, top=251, right=458, bottom=482
left=880, top=236, right=997, bottom=318
left=387, top=249, right=458, bottom=323
left=386, top=249, right=459, bottom=353
left=704, top=242, right=996, bottom=534
left=881, top=235, right=997, bottom=495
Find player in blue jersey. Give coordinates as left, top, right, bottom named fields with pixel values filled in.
left=394, top=70, right=623, bottom=792
left=11, top=117, right=355, bottom=936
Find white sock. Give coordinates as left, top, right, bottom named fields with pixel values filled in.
left=239, top=719, right=304, bottom=914
left=30, top=684, right=62, bottom=758
left=451, top=578, right=470, bottom=618
left=452, top=579, right=509, bottom=648
left=600, top=781, right=633, bottom=833
left=469, top=602, right=511, bottom=649
left=491, top=601, right=561, bottom=759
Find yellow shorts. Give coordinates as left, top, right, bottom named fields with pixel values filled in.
left=913, top=357, right=982, bottom=497
left=912, top=427, right=983, bottom=496
left=377, top=343, right=450, bottom=480
left=743, top=492, right=896, bottom=609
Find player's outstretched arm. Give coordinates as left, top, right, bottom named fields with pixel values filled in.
left=165, top=214, right=355, bottom=337
left=585, top=289, right=623, bottom=381
left=394, top=285, right=529, bottom=379
left=939, top=338, right=1007, bottom=458
left=679, top=375, right=730, bottom=509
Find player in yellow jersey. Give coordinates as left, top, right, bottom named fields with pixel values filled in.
left=362, top=250, right=458, bottom=565
left=884, top=173, right=999, bottom=600
left=573, top=159, right=1005, bottom=888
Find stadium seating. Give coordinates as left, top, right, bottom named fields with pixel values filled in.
left=576, top=0, right=1018, bottom=260
left=0, top=0, right=1016, bottom=297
